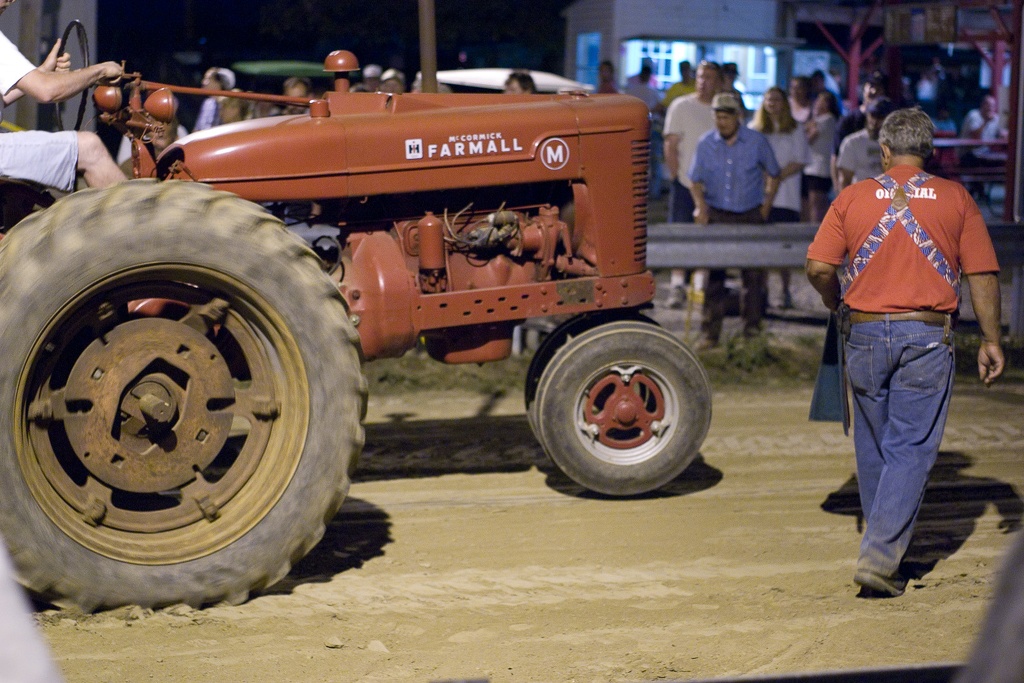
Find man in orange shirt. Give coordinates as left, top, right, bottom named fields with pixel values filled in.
left=805, top=107, right=1004, bottom=598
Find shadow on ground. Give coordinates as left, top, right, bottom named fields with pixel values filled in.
left=821, top=451, right=1023, bottom=578
left=268, top=497, right=393, bottom=593
left=270, top=416, right=725, bottom=592
left=357, top=413, right=723, bottom=500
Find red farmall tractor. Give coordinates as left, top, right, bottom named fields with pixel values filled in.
left=0, top=50, right=711, bottom=610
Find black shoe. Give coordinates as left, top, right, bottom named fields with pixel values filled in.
left=854, top=568, right=906, bottom=598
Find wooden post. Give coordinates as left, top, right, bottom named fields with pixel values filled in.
left=14, top=4, right=39, bottom=131
left=418, top=0, right=438, bottom=93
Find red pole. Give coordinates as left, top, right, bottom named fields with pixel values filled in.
left=1003, top=0, right=1021, bottom=221
left=994, top=39, right=1007, bottom=103
left=848, top=40, right=862, bottom=111
left=813, top=1, right=883, bottom=111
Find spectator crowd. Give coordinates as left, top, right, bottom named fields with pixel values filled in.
left=607, top=57, right=1009, bottom=347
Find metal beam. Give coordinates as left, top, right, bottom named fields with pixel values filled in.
left=811, top=0, right=885, bottom=108
left=1009, top=0, right=1023, bottom=221
left=674, top=662, right=961, bottom=683
left=435, top=662, right=962, bottom=683
left=646, top=221, right=1024, bottom=338
left=647, top=222, right=820, bottom=269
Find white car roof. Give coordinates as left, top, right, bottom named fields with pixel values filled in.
left=434, top=68, right=594, bottom=94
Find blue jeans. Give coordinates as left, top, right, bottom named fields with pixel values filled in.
left=650, top=128, right=664, bottom=198
left=845, top=319, right=954, bottom=577
left=669, top=180, right=695, bottom=223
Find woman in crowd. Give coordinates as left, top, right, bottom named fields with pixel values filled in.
left=219, top=90, right=253, bottom=124
left=750, top=85, right=810, bottom=308
left=194, top=67, right=235, bottom=131
left=803, top=90, right=841, bottom=223
left=788, top=75, right=813, bottom=124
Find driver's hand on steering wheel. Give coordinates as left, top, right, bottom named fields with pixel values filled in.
left=96, top=61, right=124, bottom=85
left=41, top=41, right=71, bottom=73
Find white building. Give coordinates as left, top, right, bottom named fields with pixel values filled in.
left=563, top=0, right=806, bottom=108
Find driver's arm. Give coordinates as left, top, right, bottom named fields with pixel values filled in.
left=8, top=41, right=121, bottom=105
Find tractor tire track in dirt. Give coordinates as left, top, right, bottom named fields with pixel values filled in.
left=38, top=384, right=1024, bottom=683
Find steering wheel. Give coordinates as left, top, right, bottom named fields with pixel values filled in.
left=54, top=20, right=90, bottom=131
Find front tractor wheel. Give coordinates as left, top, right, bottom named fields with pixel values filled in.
left=0, top=180, right=366, bottom=610
left=532, top=321, right=712, bottom=496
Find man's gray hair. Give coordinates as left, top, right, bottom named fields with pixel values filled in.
left=878, top=107, right=935, bottom=159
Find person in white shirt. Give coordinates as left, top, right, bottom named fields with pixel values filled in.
left=660, top=60, right=722, bottom=308
left=788, top=75, right=812, bottom=124
left=835, top=97, right=897, bottom=192
left=0, top=536, right=66, bottom=682
left=625, top=63, right=665, bottom=198
left=624, top=63, right=661, bottom=110
left=0, top=0, right=124, bottom=190
left=750, top=85, right=810, bottom=308
left=804, top=90, right=840, bottom=222
left=960, top=93, right=1005, bottom=159
left=193, top=66, right=235, bottom=131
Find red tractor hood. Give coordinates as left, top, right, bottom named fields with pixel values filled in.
left=161, top=92, right=649, bottom=203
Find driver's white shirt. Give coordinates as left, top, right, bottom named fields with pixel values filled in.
left=0, top=30, right=38, bottom=122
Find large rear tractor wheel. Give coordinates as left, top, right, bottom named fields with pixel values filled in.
left=533, top=321, right=711, bottom=496
left=0, top=180, right=367, bottom=610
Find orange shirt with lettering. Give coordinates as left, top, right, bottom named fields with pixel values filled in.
left=807, top=164, right=1000, bottom=313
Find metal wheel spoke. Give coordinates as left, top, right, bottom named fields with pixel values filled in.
left=28, top=388, right=71, bottom=424
left=82, top=298, right=128, bottom=343
left=231, top=384, right=281, bottom=424
left=179, top=298, right=230, bottom=336
left=80, top=477, right=114, bottom=527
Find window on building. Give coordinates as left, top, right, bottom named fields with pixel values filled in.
left=620, top=39, right=777, bottom=106
left=699, top=43, right=777, bottom=110
left=621, top=40, right=697, bottom=91
left=576, top=32, right=602, bottom=87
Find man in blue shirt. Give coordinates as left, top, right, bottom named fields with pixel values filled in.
left=689, top=92, right=780, bottom=347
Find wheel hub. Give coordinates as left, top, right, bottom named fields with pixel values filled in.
left=612, top=396, right=640, bottom=426
left=61, top=317, right=235, bottom=494
left=122, top=377, right=178, bottom=436
left=584, top=367, right=666, bottom=449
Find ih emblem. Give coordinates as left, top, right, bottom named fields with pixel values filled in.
left=405, top=139, right=424, bottom=160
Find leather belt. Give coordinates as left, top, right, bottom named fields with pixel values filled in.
left=848, top=310, right=950, bottom=327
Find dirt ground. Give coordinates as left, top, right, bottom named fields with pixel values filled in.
left=37, top=360, right=1024, bottom=682
left=32, top=263, right=1024, bottom=683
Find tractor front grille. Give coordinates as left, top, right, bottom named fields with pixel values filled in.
left=631, top=139, right=650, bottom=264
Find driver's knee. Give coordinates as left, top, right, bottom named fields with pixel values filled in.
left=74, top=131, right=114, bottom=168
left=75, top=131, right=126, bottom=188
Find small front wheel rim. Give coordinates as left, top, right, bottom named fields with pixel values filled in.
left=573, top=363, right=678, bottom=466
